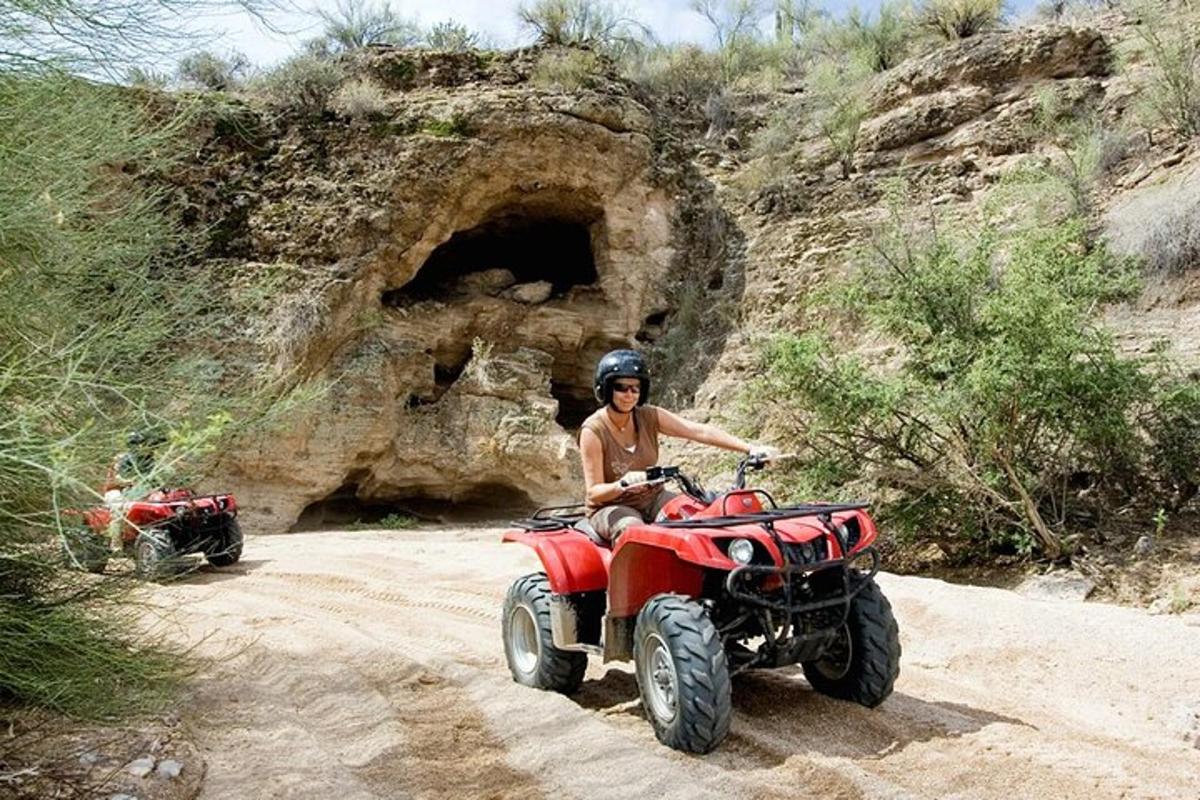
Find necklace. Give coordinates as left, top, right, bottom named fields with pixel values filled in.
left=607, top=408, right=632, bottom=433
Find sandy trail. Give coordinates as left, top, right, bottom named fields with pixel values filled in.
left=148, top=527, right=1200, bottom=800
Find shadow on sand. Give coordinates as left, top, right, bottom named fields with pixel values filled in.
left=572, top=664, right=1030, bottom=767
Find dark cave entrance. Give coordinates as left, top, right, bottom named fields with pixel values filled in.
left=290, top=477, right=536, bottom=530
left=382, top=210, right=600, bottom=305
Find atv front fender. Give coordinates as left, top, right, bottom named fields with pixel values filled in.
left=502, top=529, right=610, bottom=595
left=607, top=541, right=705, bottom=618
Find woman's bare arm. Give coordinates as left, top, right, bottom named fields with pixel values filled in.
left=655, top=407, right=756, bottom=454
left=581, top=427, right=627, bottom=505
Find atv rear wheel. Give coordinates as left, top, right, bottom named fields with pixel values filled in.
left=634, top=594, right=732, bottom=754
left=502, top=573, right=587, bottom=694
left=206, top=517, right=243, bottom=567
left=802, top=575, right=900, bottom=707
left=134, top=529, right=180, bottom=581
left=61, top=527, right=108, bottom=574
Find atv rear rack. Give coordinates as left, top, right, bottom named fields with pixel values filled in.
left=511, top=504, right=587, bottom=532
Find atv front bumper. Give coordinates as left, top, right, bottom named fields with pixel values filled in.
left=724, top=546, right=881, bottom=615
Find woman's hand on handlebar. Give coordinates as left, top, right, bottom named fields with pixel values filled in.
left=619, top=470, right=649, bottom=488
left=747, top=445, right=782, bottom=465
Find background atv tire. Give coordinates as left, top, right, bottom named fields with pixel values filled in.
left=134, top=529, right=180, bottom=581
left=206, top=517, right=243, bottom=567
left=61, top=527, right=108, bottom=574
left=502, top=573, right=587, bottom=694
left=802, top=575, right=900, bottom=707
left=634, top=594, right=732, bottom=754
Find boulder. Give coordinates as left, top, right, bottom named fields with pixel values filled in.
left=504, top=280, right=553, bottom=304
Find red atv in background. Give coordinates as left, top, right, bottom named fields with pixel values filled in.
left=501, top=455, right=901, bottom=754
left=64, top=488, right=243, bottom=580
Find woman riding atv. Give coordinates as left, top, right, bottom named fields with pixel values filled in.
left=581, top=349, right=775, bottom=542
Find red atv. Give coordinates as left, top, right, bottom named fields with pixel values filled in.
left=64, top=488, right=243, bottom=579
left=501, top=455, right=901, bottom=753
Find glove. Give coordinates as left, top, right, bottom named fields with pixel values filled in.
left=618, top=470, right=649, bottom=489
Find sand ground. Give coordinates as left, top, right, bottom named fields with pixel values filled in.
left=147, top=526, right=1200, bottom=800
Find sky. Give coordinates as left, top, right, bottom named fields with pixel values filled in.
left=203, top=1, right=726, bottom=67
left=193, top=0, right=871, bottom=68
left=199, top=0, right=1043, bottom=70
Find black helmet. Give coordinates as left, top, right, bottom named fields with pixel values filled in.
left=126, top=429, right=165, bottom=449
left=593, top=349, right=650, bottom=406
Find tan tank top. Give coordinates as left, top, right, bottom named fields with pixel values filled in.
left=581, top=405, right=661, bottom=514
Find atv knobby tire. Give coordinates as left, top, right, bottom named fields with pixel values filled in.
left=502, top=573, right=587, bottom=694
left=802, top=574, right=900, bottom=707
left=134, top=529, right=180, bottom=581
left=61, top=527, right=109, bottom=574
left=634, top=594, right=732, bottom=754
left=206, top=517, right=243, bottom=567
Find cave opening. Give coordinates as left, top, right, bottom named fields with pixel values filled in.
left=291, top=479, right=536, bottom=530
left=382, top=209, right=600, bottom=306
left=552, top=380, right=595, bottom=430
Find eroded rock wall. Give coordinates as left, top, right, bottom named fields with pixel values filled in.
left=182, top=47, right=723, bottom=532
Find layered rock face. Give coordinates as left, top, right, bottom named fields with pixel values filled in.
left=191, top=48, right=719, bottom=532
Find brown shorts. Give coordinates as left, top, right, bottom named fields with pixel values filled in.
left=590, top=490, right=678, bottom=542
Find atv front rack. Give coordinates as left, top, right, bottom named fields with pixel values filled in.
left=655, top=501, right=870, bottom=529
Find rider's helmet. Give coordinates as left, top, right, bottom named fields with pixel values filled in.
left=126, top=429, right=165, bottom=450
left=593, top=349, right=650, bottom=407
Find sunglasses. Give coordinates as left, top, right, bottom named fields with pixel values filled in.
left=612, top=383, right=641, bottom=394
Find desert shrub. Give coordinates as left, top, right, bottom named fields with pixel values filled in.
left=1138, top=197, right=1200, bottom=273
left=177, top=50, right=250, bottom=91
left=920, top=0, right=1004, bottom=40
left=424, top=20, right=481, bottom=51
left=822, top=2, right=914, bottom=73
left=517, top=0, right=647, bottom=57
left=1036, top=97, right=1132, bottom=217
left=314, top=0, right=421, bottom=52
left=621, top=43, right=725, bottom=100
left=531, top=48, right=603, bottom=90
left=330, top=77, right=390, bottom=121
left=1126, top=0, right=1200, bottom=137
left=256, top=54, right=346, bottom=115
left=422, top=113, right=473, bottom=136
left=1145, top=376, right=1200, bottom=507
left=753, top=200, right=1146, bottom=557
left=807, top=54, right=872, bottom=178
left=1, top=1, right=304, bottom=721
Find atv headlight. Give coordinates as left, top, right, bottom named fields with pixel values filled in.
left=728, top=538, right=755, bottom=565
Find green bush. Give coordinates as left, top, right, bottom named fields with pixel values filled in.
left=421, top=112, right=473, bottom=137
left=920, top=0, right=1003, bottom=40
left=314, top=0, right=421, bottom=53
left=807, top=54, right=872, bottom=178
left=530, top=48, right=603, bottom=90
left=424, top=20, right=481, bottom=51
left=754, top=201, right=1146, bottom=557
left=1126, top=0, right=1200, bottom=137
left=517, top=0, right=647, bottom=57
left=256, top=54, right=346, bottom=115
left=177, top=50, right=250, bottom=91
left=621, top=44, right=725, bottom=100
left=824, top=2, right=914, bottom=73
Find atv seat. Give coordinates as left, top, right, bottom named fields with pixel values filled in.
left=572, top=517, right=610, bottom=548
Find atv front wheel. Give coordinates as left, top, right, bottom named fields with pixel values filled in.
left=206, top=517, right=243, bottom=567
left=134, top=529, right=180, bottom=581
left=61, top=527, right=108, bottom=574
left=502, top=573, right=587, bottom=694
left=634, top=594, right=732, bottom=754
left=802, top=575, right=900, bottom=707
